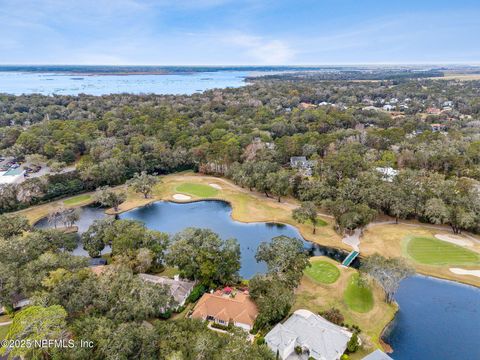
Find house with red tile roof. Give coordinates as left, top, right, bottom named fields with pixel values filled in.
left=191, top=289, right=258, bottom=331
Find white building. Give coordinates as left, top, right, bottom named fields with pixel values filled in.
left=265, top=309, right=352, bottom=360
left=0, top=168, right=25, bottom=185
left=375, top=167, right=399, bottom=182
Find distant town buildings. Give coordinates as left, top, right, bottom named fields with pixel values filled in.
left=298, top=102, right=317, bottom=110
left=426, top=107, right=442, bottom=115
left=430, top=123, right=447, bottom=132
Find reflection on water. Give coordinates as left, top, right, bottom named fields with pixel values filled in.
left=35, top=206, right=113, bottom=256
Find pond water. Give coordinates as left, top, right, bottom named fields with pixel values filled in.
left=118, top=200, right=324, bottom=278
left=34, top=200, right=349, bottom=276
left=385, top=275, right=480, bottom=360
left=34, top=206, right=114, bottom=256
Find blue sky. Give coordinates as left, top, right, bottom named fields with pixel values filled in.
left=0, top=0, right=479, bottom=65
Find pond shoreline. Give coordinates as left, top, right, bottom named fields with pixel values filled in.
left=21, top=173, right=480, bottom=288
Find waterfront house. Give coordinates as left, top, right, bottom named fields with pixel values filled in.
left=265, top=309, right=352, bottom=360
left=191, top=289, right=258, bottom=331
left=362, top=349, right=393, bottom=360
left=139, top=274, right=195, bottom=307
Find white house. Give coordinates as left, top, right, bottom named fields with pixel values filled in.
left=265, top=309, right=352, bottom=360
left=362, top=349, right=393, bottom=360
left=375, top=167, right=398, bottom=182
left=0, top=168, right=25, bottom=185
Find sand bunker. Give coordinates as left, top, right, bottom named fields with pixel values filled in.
left=449, top=268, right=480, bottom=278
left=173, top=194, right=192, bottom=201
left=435, top=234, right=474, bottom=247
left=209, top=183, right=222, bottom=189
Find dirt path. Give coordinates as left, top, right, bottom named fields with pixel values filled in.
left=342, top=228, right=361, bottom=251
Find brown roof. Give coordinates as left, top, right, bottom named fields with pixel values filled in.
left=191, top=291, right=258, bottom=327
left=90, top=265, right=108, bottom=275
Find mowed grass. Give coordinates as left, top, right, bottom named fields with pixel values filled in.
left=0, top=324, right=10, bottom=340
left=304, top=260, right=340, bottom=284
left=175, top=183, right=219, bottom=197
left=407, top=237, right=480, bottom=266
left=344, top=274, right=374, bottom=313
left=63, top=194, right=92, bottom=205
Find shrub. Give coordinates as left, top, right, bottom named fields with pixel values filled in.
left=347, top=333, right=359, bottom=353
left=173, top=305, right=186, bottom=314
left=186, top=284, right=207, bottom=304
left=211, top=322, right=230, bottom=331
left=321, top=307, right=344, bottom=325
left=294, top=346, right=302, bottom=355
left=341, top=355, right=350, bottom=360
left=256, top=336, right=265, bottom=345
left=159, top=309, right=172, bottom=319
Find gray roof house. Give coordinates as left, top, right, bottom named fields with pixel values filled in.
left=290, top=157, right=317, bottom=176
left=265, top=309, right=352, bottom=360
left=362, top=350, right=393, bottom=360
left=139, top=274, right=195, bottom=306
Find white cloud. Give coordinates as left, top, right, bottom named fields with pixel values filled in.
left=226, top=33, right=294, bottom=64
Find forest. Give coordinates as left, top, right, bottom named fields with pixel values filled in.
left=1, top=76, right=479, bottom=234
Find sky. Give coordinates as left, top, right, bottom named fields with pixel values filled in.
left=0, top=0, right=479, bottom=65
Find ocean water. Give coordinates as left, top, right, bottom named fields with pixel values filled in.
left=0, top=70, right=250, bottom=96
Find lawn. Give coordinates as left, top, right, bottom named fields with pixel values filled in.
left=0, top=324, right=10, bottom=340
left=304, top=260, right=340, bottom=284
left=63, top=194, right=92, bottom=205
left=294, top=257, right=396, bottom=350
left=344, top=273, right=374, bottom=313
left=406, top=237, right=480, bottom=266
left=175, top=183, right=219, bottom=198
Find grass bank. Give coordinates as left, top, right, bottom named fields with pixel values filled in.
left=293, top=256, right=396, bottom=356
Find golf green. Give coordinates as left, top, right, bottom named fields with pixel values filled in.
left=304, top=260, right=340, bottom=284
left=406, top=237, right=480, bottom=266
left=344, top=273, right=374, bottom=313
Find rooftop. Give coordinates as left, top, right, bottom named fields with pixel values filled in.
left=139, top=273, right=196, bottom=305
left=191, top=290, right=258, bottom=327
left=265, top=309, right=351, bottom=360
left=362, top=350, right=393, bottom=360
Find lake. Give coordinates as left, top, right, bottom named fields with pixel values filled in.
left=0, top=71, right=249, bottom=96
left=34, top=200, right=349, bottom=276
left=385, top=275, right=480, bottom=360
